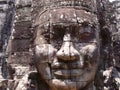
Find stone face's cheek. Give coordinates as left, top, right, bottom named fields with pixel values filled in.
left=35, top=44, right=56, bottom=62
left=35, top=44, right=57, bottom=80
left=38, top=63, right=52, bottom=80
left=80, top=44, right=97, bottom=57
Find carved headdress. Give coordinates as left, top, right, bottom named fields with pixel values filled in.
left=32, top=0, right=97, bottom=26
left=33, top=0, right=97, bottom=14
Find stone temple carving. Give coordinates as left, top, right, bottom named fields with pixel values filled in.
left=33, top=0, right=100, bottom=90
left=0, top=0, right=120, bottom=90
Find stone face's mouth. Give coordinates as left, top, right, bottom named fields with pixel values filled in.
left=53, top=69, right=83, bottom=79
left=51, top=59, right=85, bottom=69
left=51, top=57, right=95, bottom=80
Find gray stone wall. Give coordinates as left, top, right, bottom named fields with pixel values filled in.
left=0, top=0, right=14, bottom=78
left=95, top=0, right=120, bottom=89
left=7, top=0, right=33, bottom=80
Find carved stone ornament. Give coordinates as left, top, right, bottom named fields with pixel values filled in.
left=33, top=0, right=100, bottom=90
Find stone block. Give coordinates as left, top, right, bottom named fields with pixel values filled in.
left=15, top=0, right=31, bottom=8
left=13, top=21, right=32, bottom=39
left=15, top=7, right=31, bottom=22
left=0, top=4, right=8, bottom=12
left=0, top=0, right=7, bottom=4
left=11, top=39, right=30, bottom=52
left=7, top=52, right=33, bottom=65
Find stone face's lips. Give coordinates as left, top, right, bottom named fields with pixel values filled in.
left=53, top=69, right=83, bottom=78
left=51, top=60, right=85, bottom=69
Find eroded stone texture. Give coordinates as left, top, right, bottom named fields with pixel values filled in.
left=6, top=0, right=34, bottom=89
left=0, top=0, right=14, bottom=89
left=33, top=0, right=100, bottom=90
left=94, top=0, right=120, bottom=90
left=0, top=0, right=120, bottom=90
left=106, top=0, right=120, bottom=89
left=7, top=0, right=32, bottom=75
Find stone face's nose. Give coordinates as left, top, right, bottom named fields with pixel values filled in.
left=56, top=33, right=79, bottom=61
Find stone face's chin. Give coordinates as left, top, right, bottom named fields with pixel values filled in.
left=50, top=79, right=87, bottom=90
left=48, top=79, right=90, bottom=90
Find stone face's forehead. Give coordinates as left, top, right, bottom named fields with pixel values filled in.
left=37, top=8, right=98, bottom=26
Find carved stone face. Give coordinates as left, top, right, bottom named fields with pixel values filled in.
left=35, top=8, right=100, bottom=90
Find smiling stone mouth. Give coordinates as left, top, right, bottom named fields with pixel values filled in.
left=51, top=60, right=85, bottom=69
left=53, top=69, right=83, bottom=78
